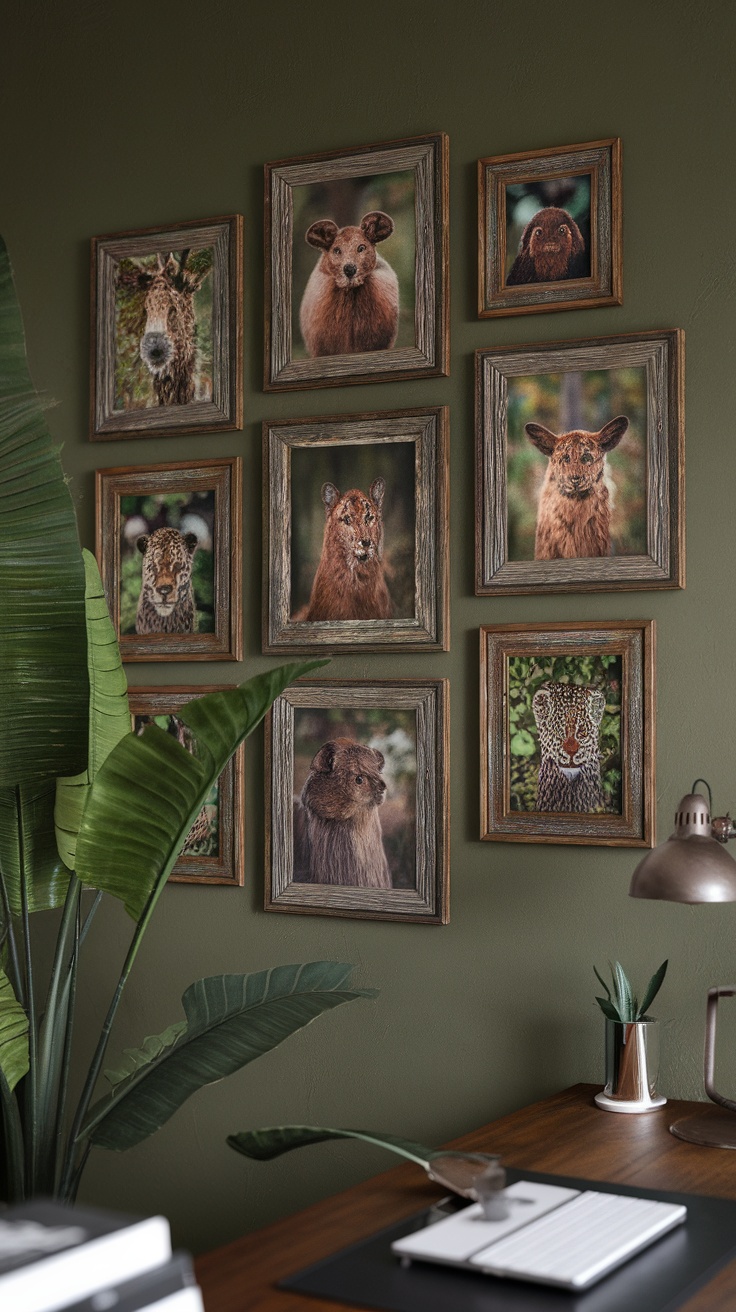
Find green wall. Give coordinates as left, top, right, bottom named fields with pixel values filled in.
left=4, top=0, right=736, bottom=1257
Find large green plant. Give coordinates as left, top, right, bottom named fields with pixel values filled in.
left=0, top=237, right=375, bottom=1204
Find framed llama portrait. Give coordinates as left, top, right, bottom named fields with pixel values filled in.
left=263, top=407, right=449, bottom=654
left=478, top=139, right=622, bottom=317
left=264, top=134, right=449, bottom=390
left=265, top=679, right=449, bottom=923
left=90, top=215, right=242, bottom=440
left=96, top=457, right=242, bottom=662
left=128, top=687, right=244, bottom=886
left=475, top=330, right=685, bottom=595
left=480, top=621, right=655, bottom=847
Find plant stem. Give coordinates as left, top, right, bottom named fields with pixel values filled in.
left=0, top=860, right=24, bottom=1010
left=53, top=898, right=81, bottom=1196
left=17, top=786, right=37, bottom=1194
left=0, top=1066, right=25, bottom=1202
left=35, top=875, right=81, bottom=1193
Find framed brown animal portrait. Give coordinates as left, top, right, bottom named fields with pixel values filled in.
left=475, top=330, right=685, bottom=595
left=265, top=679, right=449, bottom=923
left=480, top=621, right=655, bottom=847
left=90, top=215, right=242, bottom=440
left=128, top=687, right=244, bottom=885
left=96, top=457, right=242, bottom=662
left=478, top=139, right=622, bottom=318
left=264, top=134, right=449, bottom=390
left=263, top=407, right=449, bottom=654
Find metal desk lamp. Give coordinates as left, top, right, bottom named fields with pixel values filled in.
left=629, top=780, right=736, bottom=1147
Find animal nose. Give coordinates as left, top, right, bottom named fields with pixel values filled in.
left=563, top=736, right=579, bottom=759
left=157, top=584, right=173, bottom=598
left=140, top=332, right=173, bottom=369
left=343, top=263, right=357, bottom=278
left=360, top=539, right=370, bottom=548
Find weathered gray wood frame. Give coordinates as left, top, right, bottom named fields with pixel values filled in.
left=480, top=621, right=656, bottom=847
left=475, top=329, right=685, bottom=595
left=265, top=680, right=450, bottom=922
left=264, top=134, right=449, bottom=390
left=263, top=408, right=449, bottom=653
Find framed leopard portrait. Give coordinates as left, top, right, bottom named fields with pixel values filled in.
left=480, top=620, right=655, bottom=846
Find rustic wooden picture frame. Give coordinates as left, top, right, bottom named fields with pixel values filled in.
left=90, top=214, right=243, bottom=440
left=480, top=621, right=655, bottom=847
left=264, top=133, right=449, bottom=390
left=128, top=687, right=244, bottom=886
left=266, top=679, right=450, bottom=922
left=96, top=457, right=242, bottom=662
left=478, top=139, right=622, bottom=318
left=476, top=330, right=685, bottom=595
left=263, top=407, right=449, bottom=654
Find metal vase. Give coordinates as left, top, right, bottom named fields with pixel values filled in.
left=594, top=1018, right=667, bottom=1113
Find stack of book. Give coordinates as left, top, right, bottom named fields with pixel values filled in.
left=0, top=1199, right=204, bottom=1311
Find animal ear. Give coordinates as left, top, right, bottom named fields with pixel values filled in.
left=518, top=217, right=536, bottom=253
left=306, top=220, right=338, bottom=251
left=568, top=216, right=585, bottom=255
left=361, top=211, right=394, bottom=244
left=532, top=687, right=552, bottom=727
left=597, top=416, right=629, bottom=453
left=321, top=482, right=341, bottom=514
left=588, top=689, right=606, bottom=727
left=369, top=477, right=385, bottom=508
left=371, top=748, right=385, bottom=770
left=311, top=742, right=336, bottom=773
left=116, top=260, right=154, bottom=290
left=183, top=532, right=199, bottom=555
left=526, top=423, right=558, bottom=456
left=136, top=535, right=150, bottom=556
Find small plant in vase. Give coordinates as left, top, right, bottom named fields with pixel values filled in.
left=593, top=960, right=669, bottom=1113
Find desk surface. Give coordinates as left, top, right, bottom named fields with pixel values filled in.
left=194, top=1083, right=736, bottom=1312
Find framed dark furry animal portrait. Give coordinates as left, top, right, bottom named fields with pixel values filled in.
left=478, top=139, right=622, bottom=317
left=95, top=457, right=242, bottom=662
left=263, top=407, right=449, bottom=654
left=264, top=134, right=449, bottom=390
left=128, top=687, right=244, bottom=886
left=480, top=621, right=655, bottom=847
left=265, top=679, right=449, bottom=923
left=90, top=215, right=242, bottom=440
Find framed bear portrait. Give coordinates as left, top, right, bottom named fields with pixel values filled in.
left=128, top=687, right=244, bottom=886
left=480, top=621, right=655, bottom=847
left=265, top=679, right=449, bottom=922
left=263, top=407, right=449, bottom=653
left=264, top=134, right=449, bottom=390
left=475, top=330, right=685, bottom=595
left=478, top=139, right=622, bottom=318
left=96, top=457, right=242, bottom=661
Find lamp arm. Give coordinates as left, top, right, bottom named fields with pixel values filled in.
left=704, top=986, right=736, bottom=1113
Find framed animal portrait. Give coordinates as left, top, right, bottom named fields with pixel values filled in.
left=480, top=621, right=655, bottom=847
left=263, top=407, right=449, bottom=654
left=90, top=215, right=242, bottom=440
left=478, top=139, right=622, bottom=318
left=265, top=679, right=449, bottom=922
left=128, top=687, right=244, bottom=885
left=264, top=134, right=449, bottom=390
left=96, top=457, right=242, bottom=661
left=475, top=330, right=685, bottom=595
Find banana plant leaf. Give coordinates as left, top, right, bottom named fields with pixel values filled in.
left=0, top=781, right=70, bottom=915
left=74, top=662, right=323, bottom=919
left=81, top=963, right=377, bottom=1151
left=228, top=1125, right=436, bottom=1167
left=0, top=967, right=29, bottom=1091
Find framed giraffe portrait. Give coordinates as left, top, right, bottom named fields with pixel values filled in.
left=90, top=214, right=243, bottom=440
left=128, top=687, right=244, bottom=885
left=480, top=621, right=655, bottom=847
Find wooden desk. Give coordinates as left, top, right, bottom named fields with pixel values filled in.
left=195, top=1083, right=736, bottom=1311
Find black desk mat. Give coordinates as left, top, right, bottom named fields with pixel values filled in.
left=281, top=1167, right=736, bottom=1312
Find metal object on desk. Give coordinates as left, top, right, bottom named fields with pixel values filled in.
left=595, top=1018, right=667, bottom=1113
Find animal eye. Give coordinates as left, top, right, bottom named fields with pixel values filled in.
left=535, top=227, right=542, bottom=236
left=559, top=224, right=568, bottom=234
left=581, top=451, right=593, bottom=463
left=357, top=244, right=366, bottom=252
left=355, top=775, right=364, bottom=784
left=341, top=513, right=351, bottom=524
left=333, top=246, right=341, bottom=255
left=563, top=454, right=571, bottom=463
left=364, top=511, right=373, bottom=522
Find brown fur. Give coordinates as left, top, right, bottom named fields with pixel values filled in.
left=117, top=251, right=209, bottom=405
left=296, top=479, right=392, bottom=622
left=526, top=417, right=629, bottom=560
left=507, top=207, right=587, bottom=286
left=299, top=211, right=399, bottom=356
left=294, top=738, right=391, bottom=888
left=135, top=526, right=199, bottom=633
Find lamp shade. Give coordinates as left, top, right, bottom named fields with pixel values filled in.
left=629, top=793, right=736, bottom=903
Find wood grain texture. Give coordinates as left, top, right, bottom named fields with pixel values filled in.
left=262, top=408, right=450, bottom=653
left=475, top=329, right=685, bottom=594
left=264, top=135, right=449, bottom=390
left=194, top=1083, right=736, bottom=1312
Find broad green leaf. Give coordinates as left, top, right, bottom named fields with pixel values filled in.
left=0, top=781, right=70, bottom=914
left=593, top=965, right=611, bottom=1000
left=638, top=959, right=668, bottom=1019
left=0, top=968, right=29, bottom=1091
left=74, top=662, right=325, bottom=919
left=228, top=1126, right=435, bottom=1168
left=613, top=961, right=635, bottom=1021
left=0, top=237, right=88, bottom=789
left=104, top=1021, right=187, bottom=1088
left=82, top=963, right=376, bottom=1151
left=595, top=995, right=621, bottom=1022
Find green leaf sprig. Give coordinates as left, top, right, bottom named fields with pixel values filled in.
left=594, top=959, right=668, bottom=1022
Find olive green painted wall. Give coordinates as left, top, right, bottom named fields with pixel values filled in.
left=4, top=0, right=736, bottom=1256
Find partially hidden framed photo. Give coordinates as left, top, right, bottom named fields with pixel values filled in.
left=266, top=680, right=449, bottom=922
left=91, top=214, right=242, bottom=440
left=265, top=133, right=449, bottom=390
left=476, top=330, right=685, bottom=594
left=263, top=408, right=449, bottom=653
left=480, top=621, right=655, bottom=847
left=96, top=457, right=242, bottom=661
left=478, top=139, right=622, bottom=318
left=128, top=687, right=244, bottom=885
